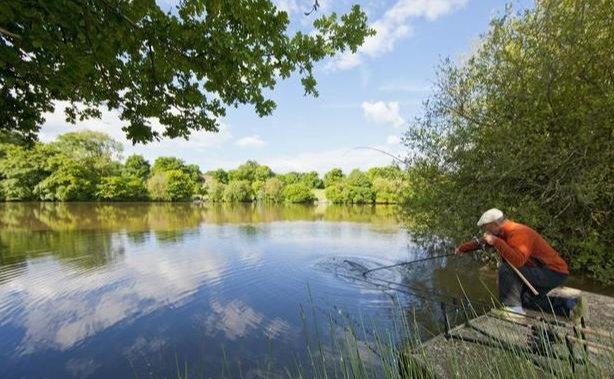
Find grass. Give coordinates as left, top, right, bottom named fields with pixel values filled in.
left=165, top=287, right=614, bottom=379
left=276, top=280, right=614, bottom=379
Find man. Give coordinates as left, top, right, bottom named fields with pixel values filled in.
left=455, top=208, right=581, bottom=318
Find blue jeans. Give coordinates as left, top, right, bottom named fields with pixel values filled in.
left=498, top=263, right=568, bottom=314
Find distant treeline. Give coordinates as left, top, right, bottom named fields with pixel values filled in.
left=0, top=131, right=407, bottom=204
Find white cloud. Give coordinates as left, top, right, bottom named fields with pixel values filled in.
left=328, top=52, right=362, bottom=70
left=41, top=102, right=232, bottom=148
left=361, top=101, right=405, bottom=128
left=273, top=0, right=300, bottom=15
left=329, top=0, right=467, bottom=70
left=235, top=135, right=266, bottom=148
left=39, top=101, right=233, bottom=164
left=387, top=135, right=401, bottom=145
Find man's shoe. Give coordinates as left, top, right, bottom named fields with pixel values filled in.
left=491, top=306, right=527, bottom=324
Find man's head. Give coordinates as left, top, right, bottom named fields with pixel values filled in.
left=477, top=208, right=506, bottom=235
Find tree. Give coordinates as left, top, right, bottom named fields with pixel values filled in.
left=251, top=180, right=265, bottom=198
left=228, top=160, right=259, bottom=182
left=282, top=183, right=315, bottom=203
left=1, top=1, right=373, bottom=143
left=165, top=170, right=195, bottom=201
left=53, top=131, right=123, bottom=176
left=260, top=177, right=284, bottom=203
left=206, top=169, right=229, bottom=184
left=185, top=164, right=202, bottom=182
left=123, top=155, right=151, bottom=180
left=367, top=165, right=403, bottom=181
left=372, top=177, right=403, bottom=204
left=223, top=180, right=252, bottom=202
left=342, top=185, right=374, bottom=204
left=301, top=171, right=323, bottom=189
left=34, top=159, right=99, bottom=201
left=147, top=170, right=193, bottom=201
left=96, top=175, right=148, bottom=201
left=254, top=165, right=274, bottom=182
left=204, top=180, right=225, bottom=202
left=324, top=170, right=374, bottom=204
left=53, top=131, right=122, bottom=160
left=0, top=143, right=57, bottom=200
left=324, top=183, right=345, bottom=203
left=403, top=0, right=614, bottom=282
left=279, top=171, right=302, bottom=185
left=324, top=168, right=344, bottom=187
left=152, top=157, right=186, bottom=174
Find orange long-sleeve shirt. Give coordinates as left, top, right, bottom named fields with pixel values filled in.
left=456, top=220, right=569, bottom=274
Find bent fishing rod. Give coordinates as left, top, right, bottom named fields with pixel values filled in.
left=358, top=252, right=457, bottom=277
left=356, top=236, right=483, bottom=277
left=355, top=236, right=539, bottom=296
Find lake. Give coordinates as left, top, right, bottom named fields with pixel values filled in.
left=0, top=202, right=608, bottom=378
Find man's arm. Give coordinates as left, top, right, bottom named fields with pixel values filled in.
left=491, top=235, right=531, bottom=267
left=455, top=237, right=483, bottom=254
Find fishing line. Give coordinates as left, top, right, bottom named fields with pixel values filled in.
left=343, top=146, right=408, bottom=166
left=359, top=253, right=457, bottom=277
left=342, top=250, right=489, bottom=305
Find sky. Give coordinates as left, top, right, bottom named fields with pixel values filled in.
left=39, top=0, right=533, bottom=175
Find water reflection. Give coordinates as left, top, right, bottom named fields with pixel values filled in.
left=2, top=238, right=227, bottom=355
left=0, top=202, right=400, bottom=232
left=0, top=203, right=400, bottom=267
left=0, top=202, right=410, bottom=378
left=4, top=203, right=611, bottom=378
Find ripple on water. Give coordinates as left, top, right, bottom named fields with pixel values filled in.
left=306, top=256, right=412, bottom=314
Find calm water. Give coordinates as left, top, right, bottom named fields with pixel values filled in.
left=0, top=202, right=607, bottom=378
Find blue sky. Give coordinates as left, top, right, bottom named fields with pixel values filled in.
left=40, top=0, right=533, bottom=174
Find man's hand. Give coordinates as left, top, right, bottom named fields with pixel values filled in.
left=482, top=232, right=497, bottom=246
left=454, top=246, right=461, bottom=255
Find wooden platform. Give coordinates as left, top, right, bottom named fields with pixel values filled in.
left=404, top=287, right=614, bottom=378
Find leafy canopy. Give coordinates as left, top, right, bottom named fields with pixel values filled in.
left=0, top=0, right=373, bottom=143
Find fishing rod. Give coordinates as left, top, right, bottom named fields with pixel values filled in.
left=357, top=252, right=457, bottom=277
left=343, top=253, right=585, bottom=330
left=345, top=146, right=408, bottom=166
left=338, top=260, right=605, bottom=359
left=334, top=264, right=497, bottom=317
left=356, top=236, right=483, bottom=277
left=335, top=268, right=462, bottom=305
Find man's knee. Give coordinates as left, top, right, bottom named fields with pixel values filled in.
left=498, top=263, right=515, bottom=279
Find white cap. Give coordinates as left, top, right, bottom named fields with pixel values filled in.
left=477, top=208, right=504, bottom=226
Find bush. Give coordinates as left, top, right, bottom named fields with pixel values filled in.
left=325, top=183, right=345, bottom=203
left=324, top=168, right=344, bottom=187
left=147, top=170, right=194, bottom=201
left=97, top=175, right=148, bottom=201
left=123, top=155, right=150, bottom=179
left=34, top=160, right=98, bottom=201
left=282, top=183, right=315, bottom=203
left=301, top=171, right=324, bottom=189
left=372, top=177, right=401, bottom=204
left=205, top=180, right=226, bottom=202
left=260, top=177, right=284, bottom=203
left=223, top=180, right=253, bottom=202
left=342, top=185, right=374, bottom=204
